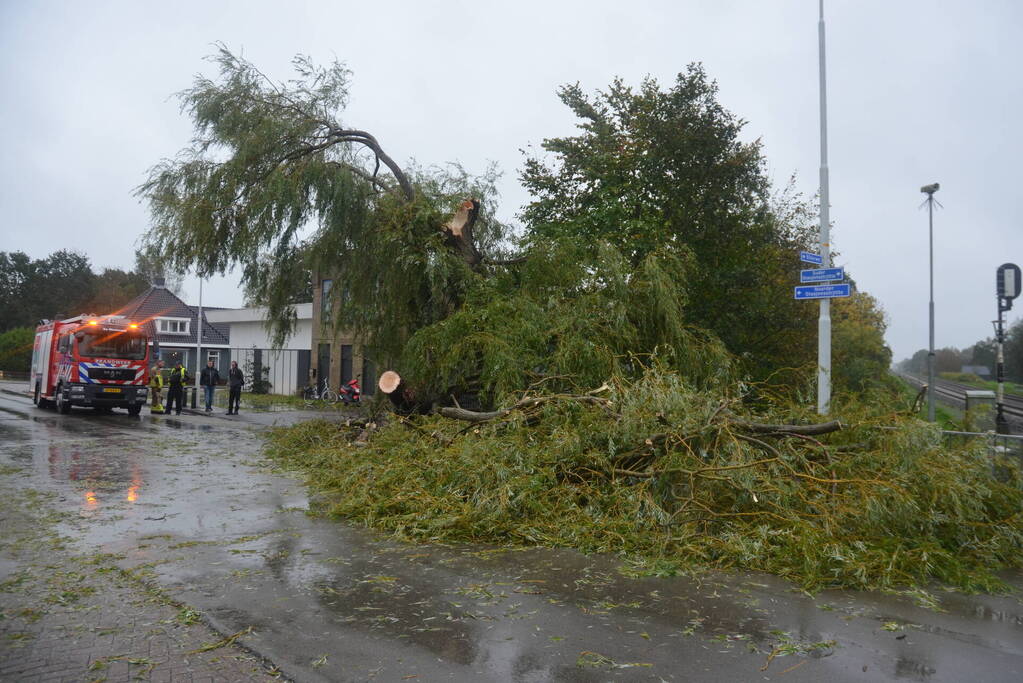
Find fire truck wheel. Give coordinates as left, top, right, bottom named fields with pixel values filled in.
left=56, top=385, right=71, bottom=414
left=35, top=385, right=51, bottom=409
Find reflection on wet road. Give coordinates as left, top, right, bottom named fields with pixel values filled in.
left=1, top=391, right=1021, bottom=682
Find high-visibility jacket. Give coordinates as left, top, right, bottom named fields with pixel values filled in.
left=149, top=368, right=164, bottom=388
left=169, top=367, right=189, bottom=387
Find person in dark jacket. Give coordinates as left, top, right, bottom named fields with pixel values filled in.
left=200, top=360, right=221, bottom=412
left=226, top=360, right=245, bottom=415
left=167, top=362, right=190, bottom=415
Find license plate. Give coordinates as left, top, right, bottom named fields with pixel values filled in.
left=102, top=387, right=122, bottom=393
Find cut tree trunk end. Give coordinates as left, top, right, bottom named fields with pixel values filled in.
left=379, top=370, right=419, bottom=414
left=442, top=199, right=482, bottom=268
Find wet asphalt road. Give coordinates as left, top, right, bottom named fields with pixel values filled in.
left=1, top=388, right=1022, bottom=683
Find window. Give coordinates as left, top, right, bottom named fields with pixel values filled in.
left=361, top=355, right=376, bottom=396
left=162, top=349, right=186, bottom=368
left=77, top=332, right=147, bottom=360
left=157, top=318, right=190, bottom=335
left=317, top=343, right=331, bottom=391
left=320, top=279, right=333, bottom=319
left=206, top=350, right=220, bottom=367
left=341, top=344, right=353, bottom=384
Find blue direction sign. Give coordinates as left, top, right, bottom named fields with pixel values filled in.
left=800, top=266, right=844, bottom=283
left=800, top=251, right=823, bottom=265
left=794, top=284, right=851, bottom=300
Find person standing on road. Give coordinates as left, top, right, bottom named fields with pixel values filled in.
left=148, top=360, right=165, bottom=414
left=167, top=361, right=189, bottom=416
left=226, top=360, right=245, bottom=415
left=200, top=360, right=221, bottom=413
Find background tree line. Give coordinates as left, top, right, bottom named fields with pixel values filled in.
left=0, top=248, right=180, bottom=372
left=899, top=321, right=1023, bottom=383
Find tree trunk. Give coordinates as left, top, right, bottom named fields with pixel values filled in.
left=730, top=419, right=843, bottom=436
left=442, top=199, right=483, bottom=269
left=378, top=370, right=421, bottom=414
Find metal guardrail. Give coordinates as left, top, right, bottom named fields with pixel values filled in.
left=942, top=430, right=1023, bottom=471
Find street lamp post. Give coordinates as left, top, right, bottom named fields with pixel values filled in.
left=817, top=0, right=832, bottom=415
left=921, top=183, right=940, bottom=422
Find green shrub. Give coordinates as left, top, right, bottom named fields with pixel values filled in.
left=0, top=327, right=33, bottom=373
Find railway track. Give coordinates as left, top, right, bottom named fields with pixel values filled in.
left=897, top=372, right=1023, bottom=422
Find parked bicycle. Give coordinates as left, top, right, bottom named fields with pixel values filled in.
left=302, top=381, right=338, bottom=406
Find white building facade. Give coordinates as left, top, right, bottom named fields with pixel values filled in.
left=204, top=304, right=313, bottom=396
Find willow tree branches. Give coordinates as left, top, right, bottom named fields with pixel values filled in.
left=137, top=46, right=519, bottom=353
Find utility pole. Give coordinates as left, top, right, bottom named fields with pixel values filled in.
left=817, top=0, right=832, bottom=415
left=920, top=183, right=939, bottom=421
left=195, top=278, right=203, bottom=392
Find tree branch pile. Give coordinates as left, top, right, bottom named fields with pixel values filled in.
left=267, top=367, right=1023, bottom=593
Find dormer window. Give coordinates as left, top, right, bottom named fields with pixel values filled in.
left=157, top=317, right=190, bottom=335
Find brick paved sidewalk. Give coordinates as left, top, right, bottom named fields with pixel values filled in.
left=0, top=486, right=284, bottom=683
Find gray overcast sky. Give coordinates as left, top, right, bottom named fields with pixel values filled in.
left=2, top=1, right=1021, bottom=363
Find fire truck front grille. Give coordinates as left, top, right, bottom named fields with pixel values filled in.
left=85, top=367, right=137, bottom=382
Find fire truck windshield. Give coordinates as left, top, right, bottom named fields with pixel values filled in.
left=76, top=332, right=147, bottom=360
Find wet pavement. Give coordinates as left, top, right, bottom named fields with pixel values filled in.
left=1, top=387, right=1022, bottom=682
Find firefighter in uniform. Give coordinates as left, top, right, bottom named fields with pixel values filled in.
left=149, top=360, right=165, bottom=414
left=167, top=362, right=190, bottom=415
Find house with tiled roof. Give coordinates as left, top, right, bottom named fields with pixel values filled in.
left=114, top=278, right=231, bottom=376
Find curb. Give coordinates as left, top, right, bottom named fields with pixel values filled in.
left=0, top=386, right=32, bottom=399
left=0, top=386, right=211, bottom=418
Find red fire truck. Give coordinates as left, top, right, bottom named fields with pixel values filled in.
left=30, top=315, right=153, bottom=415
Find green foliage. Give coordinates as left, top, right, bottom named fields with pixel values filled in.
left=939, top=371, right=983, bottom=383
left=0, top=250, right=149, bottom=332
left=0, top=250, right=93, bottom=330
left=831, top=292, right=894, bottom=393
left=265, top=367, right=1023, bottom=592
left=89, top=268, right=150, bottom=315
left=401, top=240, right=734, bottom=405
left=0, top=327, right=33, bottom=373
left=1004, top=319, right=1023, bottom=383
left=519, top=67, right=820, bottom=377
left=133, top=246, right=184, bottom=296
left=141, top=50, right=895, bottom=401
left=139, top=47, right=512, bottom=355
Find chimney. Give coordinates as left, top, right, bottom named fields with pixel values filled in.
left=153, top=276, right=166, bottom=288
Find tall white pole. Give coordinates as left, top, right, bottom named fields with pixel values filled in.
left=196, top=278, right=203, bottom=390
left=817, top=0, right=832, bottom=415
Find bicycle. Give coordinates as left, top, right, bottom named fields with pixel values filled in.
left=302, top=381, right=339, bottom=407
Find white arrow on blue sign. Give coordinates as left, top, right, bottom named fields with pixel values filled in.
left=800, top=251, right=823, bottom=265
left=794, top=284, right=851, bottom=300
left=800, top=266, right=844, bottom=283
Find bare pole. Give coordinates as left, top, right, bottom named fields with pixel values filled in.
left=927, top=194, right=934, bottom=421
left=817, top=0, right=832, bottom=415
left=196, top=278, right=203, bottom=391
left=920, top=183, right=939, bottom=421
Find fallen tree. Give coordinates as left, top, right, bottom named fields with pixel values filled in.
left=138, top=47, right=890, bottom=399
left=268, top=366, right=1023, bottom=593
left=140, top=49, right=989, bottom=592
